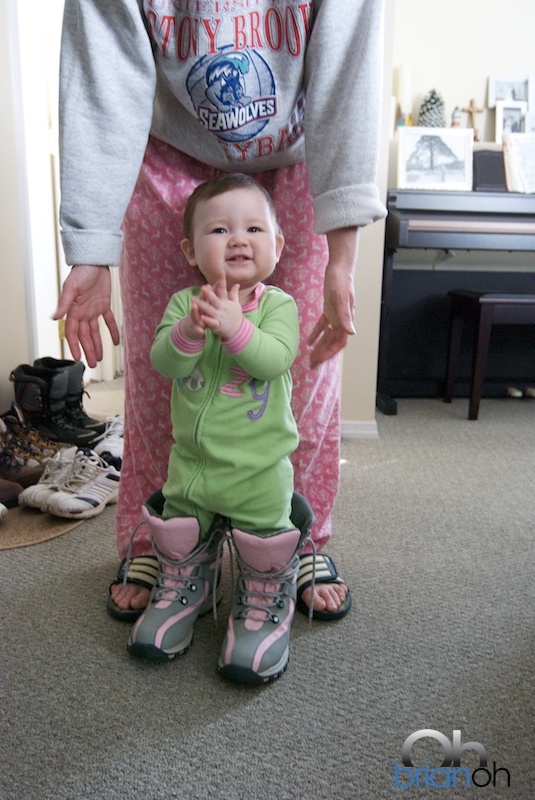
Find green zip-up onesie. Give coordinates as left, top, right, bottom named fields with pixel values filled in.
left=151, top=283, right=300, bottom=537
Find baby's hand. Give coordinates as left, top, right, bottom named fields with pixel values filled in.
left=197, top=273, right=243, bottom=339
left=180, top=296, right=206, bottom=341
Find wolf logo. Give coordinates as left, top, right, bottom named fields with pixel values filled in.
left=186, top=46, right=276, bottom=142
left=205, top=53, right=252, bottom=112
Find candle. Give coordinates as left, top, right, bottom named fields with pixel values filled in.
left=397, top=64, right=412, bottom=115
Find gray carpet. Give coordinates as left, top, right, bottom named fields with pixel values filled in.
left=1, top=398, right=533, bottom=799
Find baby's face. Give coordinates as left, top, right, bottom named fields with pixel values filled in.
left=181, top=187, right=284, bottom=293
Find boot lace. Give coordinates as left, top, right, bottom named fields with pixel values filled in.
left=93, top=415, right=124, bottom=448
left=152, top=527, right=221, bottom=603
left=0, top=408, right=61, bottom=459
left=234, top=535, right=316, bottom=623
left=57, top=449, right=109, bottom=493
left=0, top=419, right=41, bottom=470
left=30, top=448, right=75, bottom=486
left=123, top=515, right=231, bottom=622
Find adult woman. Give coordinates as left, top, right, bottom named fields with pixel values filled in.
left=55, top=0, right=386, bottom=619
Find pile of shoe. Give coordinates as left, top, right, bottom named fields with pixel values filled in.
left=0, top=408, right=63, bottom=523
left=1, top=357, right=124, bottom=522
left=18, top=446, right=120, bottom=520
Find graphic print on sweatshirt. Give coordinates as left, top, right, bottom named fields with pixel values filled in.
left=177, top=365, right=271, bottom=420
left=186, top=47, right=275, bottom=142
left=145, top=2, right=312, bottom=156
left=220, top=366, right=271, bottom=420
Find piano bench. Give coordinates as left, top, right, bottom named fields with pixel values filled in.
left=444, top=290, right=535, bottom=420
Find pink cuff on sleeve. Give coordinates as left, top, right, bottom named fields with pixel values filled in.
left=171, top=319, right=205, bottom=354
left=223, top=317, right=254, bottom=354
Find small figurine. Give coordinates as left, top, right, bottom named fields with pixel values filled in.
left=462, top=98, right=483, bottom=141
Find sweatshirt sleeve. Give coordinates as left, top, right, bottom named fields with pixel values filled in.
left=305, top=0, right=387, bottom=233
left=59, top=0, right=157, bottom=266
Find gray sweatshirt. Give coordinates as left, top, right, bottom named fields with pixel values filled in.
left=59, top=0, right=386, bottom=266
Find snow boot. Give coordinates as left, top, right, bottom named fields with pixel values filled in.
left=10, top=364, right=98, bottom=447
left=218, top=527, right=304, bottom=686
left=218, top=492, right=313, bottom=686
left=128, top=490, right=227, bottom=662
left=33, top=357, right=105, bottom=434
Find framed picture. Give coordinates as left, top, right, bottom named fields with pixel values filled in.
left=396, top=127, right=474, bottom=191
left=495, top=100, right=528, bottom=141
left=488, top=74, right=531, bottom=108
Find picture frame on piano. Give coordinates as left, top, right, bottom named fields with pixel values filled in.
left=495, top=100, right=528, bottom=142
left=487, top=74, right=531, bottom=108
left=396, top=126, right=474, bottom=192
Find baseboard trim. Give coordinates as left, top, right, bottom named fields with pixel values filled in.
left=341, top=419, right=379, bottom=439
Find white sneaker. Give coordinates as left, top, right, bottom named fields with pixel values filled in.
left=0, top=502, right=7, bottom=522
left=45, top=449, right=120, bottom=519
left=93, top=415, right=124, bottom=469
left=18, top=446, right=79, bottom=510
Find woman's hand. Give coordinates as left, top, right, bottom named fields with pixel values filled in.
left=308, top=227, right=359, bottom=368
left=53, top=264, right=120, bottom=367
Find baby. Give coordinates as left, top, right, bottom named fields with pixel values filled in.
left=128, top=173, right=312, bottom=685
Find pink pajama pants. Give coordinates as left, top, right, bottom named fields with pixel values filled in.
left=117, top=137, right=340, bottom=557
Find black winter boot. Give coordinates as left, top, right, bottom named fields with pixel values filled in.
left=33, top=357, right=105, bottom=434
left=10, top=364, right=99, bottom=447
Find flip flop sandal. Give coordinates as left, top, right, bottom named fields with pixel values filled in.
left=296, top=553, right=352, bottom=621
left=107, top=556, right=160, bottom=621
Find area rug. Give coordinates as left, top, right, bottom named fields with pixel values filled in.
left=0, top=506, right=82, bottom=550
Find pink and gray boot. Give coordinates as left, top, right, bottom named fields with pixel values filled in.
left=128, top=491, right=226, bottom=661
left=219, top=493, right=314, bottom=686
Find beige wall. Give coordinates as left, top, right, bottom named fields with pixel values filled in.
left=0, top=0, right=62, bottom=412
left=339, top=2, right=393, bottom=436
left=392, top=0, right=535, bottom=147
left=0, top=0, right=31, bottom=412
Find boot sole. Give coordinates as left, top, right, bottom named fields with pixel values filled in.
left=127, top=639, right=192, bottom=662
left=218, top=654, right=289, bottom=686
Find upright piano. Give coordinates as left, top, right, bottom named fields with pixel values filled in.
left=377, top=189, right=535, bottom=414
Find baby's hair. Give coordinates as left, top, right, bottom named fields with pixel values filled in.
left=183, top=172, right=281, bottom=240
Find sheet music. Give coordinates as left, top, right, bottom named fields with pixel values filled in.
left=503, top=133, right=535, bottom=193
